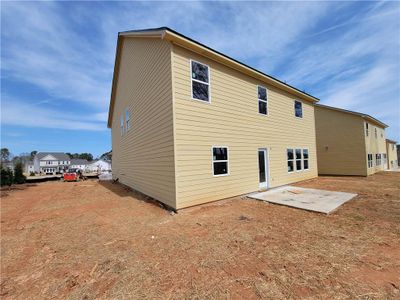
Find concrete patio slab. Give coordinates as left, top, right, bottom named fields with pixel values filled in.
left=248, top=186, right=357, bottom=214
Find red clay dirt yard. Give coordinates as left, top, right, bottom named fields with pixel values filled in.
left=1, top=172, right=399, bottom=299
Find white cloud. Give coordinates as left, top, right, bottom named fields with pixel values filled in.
left=1, top=97, right=106, bottom=131
left=1, top=1, right=399, bottom=140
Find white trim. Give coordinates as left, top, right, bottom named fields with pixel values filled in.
left=190, top=59, right=211, bottom=103
left=294, top=100, right=303, bottom=119
left=120, top=114, right=124, bottom=136
left=287, top=147, right=310, bottom=173
left=258, top=148, right=270, bottom=189
left=125, top=108, right=130, bottom=132
left=257, top=85, right=269, bottom=116
left=211, top=146, right=229, bottom=177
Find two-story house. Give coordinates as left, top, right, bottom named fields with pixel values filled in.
left=33, top=152, right=70, bottom=174
left=386, top=139, right=398, bottom=170
left=314, top=104, right=388, bottom=176
left=107, top=27, right=319, bottom=210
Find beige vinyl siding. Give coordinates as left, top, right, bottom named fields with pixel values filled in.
left=365, top=122, right=387, bottom=175
left=386, top=141, right=398, bottom=170
left=111, top=37, right=176, bottom=208
left=314, top=107, right=367, bottom=176
left=172, top=44, right=318, bottom=209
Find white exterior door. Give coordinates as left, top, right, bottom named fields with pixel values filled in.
left=258, top=149, right=269, bottom=189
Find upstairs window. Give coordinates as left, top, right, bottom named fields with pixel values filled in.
left=294, top=101, right=303, bottom=118
left=125, top=109, right=130, bottom=131
left=258, top=86, right=268, bottom=115
left=375, top=128, right=377, bottom=138
left=212, top=147, right=228, bottom=176
left=120, top=115, right=124, bottom=136
left=191, top=60, right=210, bottom=102
left=365, top=123, right=369, bottom=136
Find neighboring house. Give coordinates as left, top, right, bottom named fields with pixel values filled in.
left=85, top=159, right=112, bottom=173
left=315, top=104, right=388, bottom=176
left=33, top=152, right=70, bottom=174
left=107, top=27, right=319, bottom=210
left=24, top=162, right=34, bottom=174
left=70, top=159, right=89, bottom=170
left=386, top=139, right=398, bottom=170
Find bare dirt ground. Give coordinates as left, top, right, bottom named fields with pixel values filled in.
left=1, top=172, right=399, bottom=299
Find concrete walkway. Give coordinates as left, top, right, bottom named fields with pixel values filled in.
left=249, top=186, right=357, bottom=214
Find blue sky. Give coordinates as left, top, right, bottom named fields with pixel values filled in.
left=1, top=1, right=399, bottom=157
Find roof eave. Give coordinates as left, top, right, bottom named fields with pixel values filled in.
left=162, top=30, right=318, bottom=103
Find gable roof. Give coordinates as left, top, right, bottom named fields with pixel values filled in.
left=108, top=27, right=319, bottom=128
left=315, top=104, right=388, bottom=128
left=70, top=159, right=89, bottom=165
left=35, top=152, right=70, bottom=161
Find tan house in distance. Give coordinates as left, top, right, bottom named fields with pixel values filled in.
left=314, top=104, right=388, bottom=176
left=108, top=27, right=319, bottom=210
left=386, top=139, right=398, bottom=170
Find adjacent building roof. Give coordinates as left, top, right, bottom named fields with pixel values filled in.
left=315, top=104, right=388, bottom=128
left=108, top=27, right=320, bottom=128
left=35, top=152, right=70, bottom=161
left=70, top=159, right=89, bottom=165
left=386, top=139, right=397, bottom=144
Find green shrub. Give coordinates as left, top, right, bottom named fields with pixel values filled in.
left=13, top=162, right=26, bottom=184
left=1, top=167, right=13, bottom=186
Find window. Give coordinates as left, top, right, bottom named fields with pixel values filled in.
left=295, top=149, right=302, bottom=171
left=191, top=60, right=210, bottom=102
left=303, top=149, right=309, bottom=170
left=376, top=154, right=381, bottom=166
left=375, top=128, right=377, bottom=138
left=294, top=101, right=303, bottom=118
left=383, top=153, right=387, bottom=166
left=120, top=115, right=124, bottom=136
left=287, top=148, right=309, bottom=172
left=125, top=109, right=130, bottom=131
left=393, top=144, right=395, bottom=151
left=287, top=149, right=294, bottom=172
left=212, top=147, right=228, bottom=176
left=258, top=86, right=268, bottom=115
left=368, top=154, right=373, bottom=168
left=365, top=123, right=369, bottom=136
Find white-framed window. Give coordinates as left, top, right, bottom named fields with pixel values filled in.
left=383, top=153, right=387, bottom=166
left=191, top=60, right=210, bottom=102
left=212, top=146, right=228, bottom=176
left=303, top=149, right=309, bottom=170
left=295, top=149, right=302, bottom=171
left=294, top=100, right=303, bottom=118
left=367, top=154, right=373, bottom=168
left=257, top=86, right=268, bottom=115
left=375, top=153, right=381, bottom=165
left=365, top=123, right=369, bottom=136
left=120, top=115, right=124, bottom=136
left=287, top=148, right=309, bottom=172
left=287, top=149, right=294, bottom=172
left=125, top=109, right=130, bottom=131
left=392, top=144, right=395, bottom=151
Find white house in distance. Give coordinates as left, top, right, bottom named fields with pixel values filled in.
left=70, top=159, right=89, bottom=170
left=33, top=152, right=70, bottom=174
left=85, top=159, right=112, bottom=173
